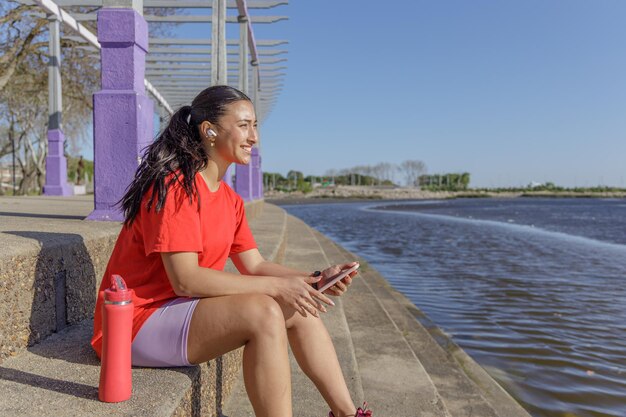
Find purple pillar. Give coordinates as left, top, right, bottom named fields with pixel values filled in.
left=88, top=8, right=153, bottom=221
left=251, top=148, right=260, bottom=200
left=258, top=153, right=264, bottom=199
left=43, top=130, right=73, bottom=195
left=235, top=163, right=252, bottom=202
left=43, top=15, right=72, bottom=197
left=223, top=165, right=233, bottom=188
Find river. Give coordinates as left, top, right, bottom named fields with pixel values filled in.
left=280, top=198, right=626, bottom=417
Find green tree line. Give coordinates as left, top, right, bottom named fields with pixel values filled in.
left=263, top=161, right=471, bottom=193
left=419, top=173, right=471, bottom=191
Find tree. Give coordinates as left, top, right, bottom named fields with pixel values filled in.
left=419, top=172, right=471, bottom=191
left=398, top=160, right=427, bottom=187
left=0, top=1, right=176, bottom=194
left=263, top=172, right=285, bottom=190
left=286, top=170, right=303, bottom=182
left=362, top=165, right=373, bottom=185
left=286, top=170, right=303, bottom=190
left=376, top=162, right=394, bottom=185
left=0, top=1, right=100, bottom=193
left=460, top=172, right=470, bottom=189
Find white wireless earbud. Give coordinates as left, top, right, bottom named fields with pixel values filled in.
left=206, top=128, right=217, bottom=137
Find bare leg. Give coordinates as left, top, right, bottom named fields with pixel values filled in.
left=187, top=294, right=292, bottom=417
left=281, top=305, right=356, bottom=417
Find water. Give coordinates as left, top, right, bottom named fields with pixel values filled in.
left=280, top=198, right=626, bottom=417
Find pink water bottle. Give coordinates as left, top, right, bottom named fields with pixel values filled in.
left=99, top=274, right=134, bottom=402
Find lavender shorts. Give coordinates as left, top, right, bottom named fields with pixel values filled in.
left=131, top=297, right=200, bottom=367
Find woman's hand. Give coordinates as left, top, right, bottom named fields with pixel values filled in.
left=319, top=262, right=359, bottom=297
left=270, top=275, right=335, bottom=318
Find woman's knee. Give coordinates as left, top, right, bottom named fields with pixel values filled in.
left=240, top=294, right=286, bottom=337
left=186, top=295, right=286, bottom=362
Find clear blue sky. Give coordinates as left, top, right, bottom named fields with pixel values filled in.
left=81, top=1, right=626, bottom=188
left=255, top=0, right=626, bottom=188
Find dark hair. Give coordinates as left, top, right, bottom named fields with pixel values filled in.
left=119, top=85, right=251, bottom=225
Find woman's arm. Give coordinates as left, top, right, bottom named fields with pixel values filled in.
left=230, top=248, right=310, bottom=278
left=161, top=251, right=335, bottom=316
left=231, top=249, right=358, bottom=296
left=162, top=251, right=276, bottom=298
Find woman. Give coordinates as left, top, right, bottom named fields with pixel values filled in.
left=91, top=85, right=372, bottom=417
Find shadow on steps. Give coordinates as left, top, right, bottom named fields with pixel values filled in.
left=2, top=231, right=97, bottom=362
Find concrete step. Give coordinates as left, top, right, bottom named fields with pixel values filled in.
left=312, top=230, right=449, bottom=417
left=0, top=209, right=121, bottom=364
left=223, top=214, right=363, bottom=416
left=0, top=201, right=284, bottom=417
left=0, top=198, right=265, bottom=364
left=0, top=319, right=241, bottom=417
left=315, top=231, right=531, bottom=417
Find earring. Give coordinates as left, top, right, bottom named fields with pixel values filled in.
left=210, top=140, right=215, bottom=147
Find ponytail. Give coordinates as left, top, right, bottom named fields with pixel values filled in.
left=119, top=85, right=251, bottom=226
left=119, top=105, right=207, bottom=225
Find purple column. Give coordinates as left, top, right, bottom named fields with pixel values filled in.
left=251, top=148, right=260, bottom=200
left=43, top=15, right=72, bottom=196
left=223, top=165, right=233, bottom=188
left=258, top=153, right=264, bottom=199
left=44, top=130, right=73, bottom=195
left=235, top=163, right=252, bottom=202
left=88, top=8, right=153, bottom=221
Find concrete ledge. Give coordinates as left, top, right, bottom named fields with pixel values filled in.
left=243, top=198, right=264, bottom=220
left=0, top=320, right=242, bottom=417
left=0, top=196, right=264, bottom=364
left=0, top=219, right=121, bottom=363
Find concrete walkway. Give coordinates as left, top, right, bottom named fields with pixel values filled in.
left=224, top=214, right=531, bottom=417
left=0, top=196, right=532, bottom=416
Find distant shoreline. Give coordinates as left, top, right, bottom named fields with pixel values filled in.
left=265, top=186, right=626, bottom=205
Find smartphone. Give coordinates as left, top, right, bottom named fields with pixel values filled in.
left=318, top=263, right=360, bottom=293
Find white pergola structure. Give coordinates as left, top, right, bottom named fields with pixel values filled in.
left=23, top=0, right=288, bottom=215
left=25, top=0, right=289, bottom=122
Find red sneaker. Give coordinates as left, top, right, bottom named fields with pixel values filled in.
left=356, top=402, right=372, bottom=417
left=328, top=402, right=372, bottom=417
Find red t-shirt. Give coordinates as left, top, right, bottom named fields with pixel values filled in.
left=91, top=173, right=257, bottom=357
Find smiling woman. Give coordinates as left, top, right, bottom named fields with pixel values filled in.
left=91, top=85, right=369, bottom=417
left=117, top=85, right=254, bottom=221
left=201, top=99, right=257, bottom=167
